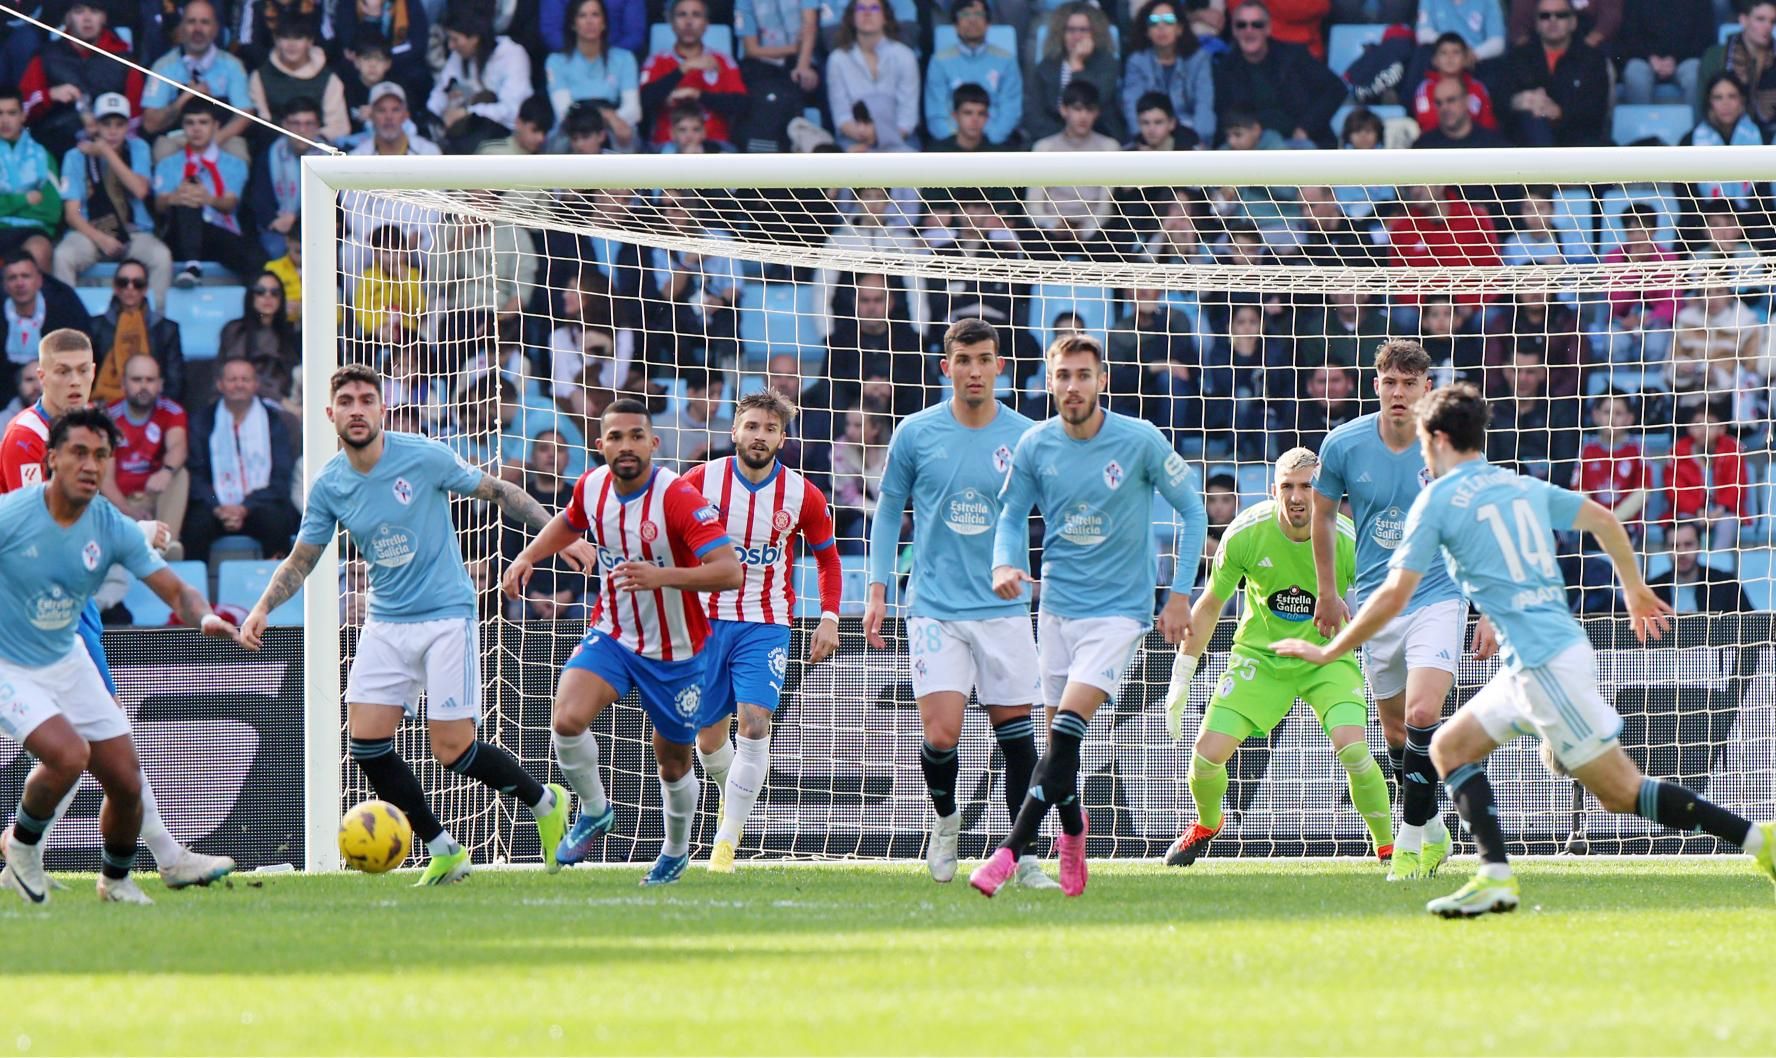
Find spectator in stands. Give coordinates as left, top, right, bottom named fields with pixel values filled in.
left=102, top=353, right=189, bottom=557
left=1280, top=364, right=1358, bottom=453
left=1203, top=472, right=1238, bottom=531
left=1650, top=519, right=1750, bottom=614
left=1616, top=0, right=1713, bottom=110
left=1123, top=0, right=1214, bottom=144
left=816, top=186, right=920, bottom=337
left=928, top=83, right=999, bottom=152
left=827, top=403, right=888, bottom=548
left=140, top=0, right=253, bottom=145
left=3, top=357, right=40, bottom=418
left=501, top=427, right=574, bottom=559
left=0, top=88, right=61, bottom=274
left=1486, top=348, right=1579, bottom=482
left=152, top=100, right=255, bottom=287
left=1418, top=292, right=1486, bottom=386
left=20, top=0, right=141, bottom=161
left=1386, top=184, right=1500, bottom=303
left=1296, top=290, right=1388, bottom=368
left=546, top=0, right=641, bottom=151
left=1332, top=107, right=1395, bottom=220
left=219, top=271, right=300, bottom=398
left=1027, top=80, right=1119, bottom=242
left=654, top=367, right=732, bottom=468
left=823, top=272, right=928, bottom=419
left=1414, top=73, right=1511, bottom=148
left=1, top=253, right=90, bottom=389
left=1670, top=400, right=1747, bottom=551
left=88, top=257, right=184, bottom=405
left=924, top=0, right=1022, bottom=146
left=731, top=0, right=820, bottom=150
left=352, top=224, right=423, bottom=345
left=645, top=189, right=740, bottom=369
left=1412, top=33, right=1497, bottom=134
left=660, top=100, right=729, bottom=151
left=431, top=213, right=538, bottom=342
left=1597, top=203, right=1680, bottom=393
left=429, top=11, right=535, bottom=154
left=248, top=19, right=350, bottom=147
left=1576, top=390, right=1652, bottom=530
left=1488, top=287, right=1583, bottom=397
left=1212, top=0, right=1344, bottom=147
left=1267, top=0, right=1331, bottom=61
left=265, top=219, right=301, bottom=322
left=642, top=0, right=749, bottom=148
left=479, top=95, right=555, bottom=156
left=234, top=0, right=327, bottom=68
left=551, top=267, right=635, bottom=396
left=1126, top=92, right=1194, bottom=150
left=1201, top=298, right=1287, bottom=461
left=559, top=100, right=613, bottom=154
left=1025, top=2, right=1123, bottom=144
left=1500, top=0, right=1610, bottom=147
left=350, top=82, right=442, bottom=157
left=332, top=0, right=433, bottom=109
left=1701, top=0, right=1776, bottom=128
left=827, top=0, right=919, bottom=151
left=1416, top=0, right=1506, bottom=65
left=1289, top=184, right=1367, bottom=266
left=248, top=97, right=324, bottom=260
left=1139, top=185, right=1210, bottom=264
left=1114, top=287, right=1205, bottom=441
left=61, top=94, right=176, bottom=310
left=1671, top=286, right=1767, bottom=428
left=1500, top=185, right=1565, bottom=266
left=1683, top=74, right=1768, bottom=208
left=183, top=356, right=300, bottom=562
left=1507, top=0, right=1620, bottom=51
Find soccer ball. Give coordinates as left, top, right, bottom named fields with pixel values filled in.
left=339, top=800, right=413, bottom=873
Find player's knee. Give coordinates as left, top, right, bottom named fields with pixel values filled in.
left=40, top=736, right=90, bottom=780
left=736, top=708, right=772, bottom=741
left=656, top=749, right=693, bottom=783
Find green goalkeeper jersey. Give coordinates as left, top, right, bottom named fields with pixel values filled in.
left=1209, top=501, right=1357, bottom=656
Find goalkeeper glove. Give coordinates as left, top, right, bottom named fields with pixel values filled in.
left=1165, top=652, right=1198, bottom=741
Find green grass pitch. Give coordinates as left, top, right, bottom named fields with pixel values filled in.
left=4, top=859, right=1771, bottom=1055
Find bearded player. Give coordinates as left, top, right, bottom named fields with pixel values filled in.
left=1, top=328, right=235, bottom=889
left=683, top=390, right=843, bottom=873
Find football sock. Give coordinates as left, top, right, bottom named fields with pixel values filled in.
left=1188, top=753, right=1229, bottom=831
left=1001, top=710, right=1088, bottom=851
left=660, top=772, right=699, bottom=858
left=445, top=740, right=547, bottom=811
left=1401, top=722, right=1441, bottom=828
left=717, top=735, right=769, bottom=845
left=920, top=741, right=959, bottom=819
left=1337, top=741, right=1394, bottom=849
left=1636, top=779, right=1753, bottom=847
left=425, top=833, right=461, bottom=858
left=992, top=715, right=1039, bottom=856
left=697, top=739, right=735, bottom=795
left=1446, top=762, right=1508, bottom=867
left=100, top=844, right=136, bottom=881
left=1396, top=823, right=1424, bottom=854
left=11, top=805, right=50, bottom=847
left=551, top=729, right=609, bottom=817
left=350, top=737, right=446, bottom=844
left=138, top=774, right=183, bottom=867
left=1387, top=742, right=1404, bottom=788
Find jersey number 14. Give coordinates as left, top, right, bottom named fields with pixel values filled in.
left=1475, top=500, right=1558, bottom=583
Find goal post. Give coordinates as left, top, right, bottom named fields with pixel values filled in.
left=299, top=146, right=1776, bottom=870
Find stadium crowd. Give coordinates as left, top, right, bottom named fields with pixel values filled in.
left=1, top=0, right=1773, bottom=620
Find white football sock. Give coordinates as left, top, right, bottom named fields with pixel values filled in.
left=660, top=772, right=699, bottom=858
left=697, top=739, right=735, bottom=795
left=138, top=773, right=183, bottom=867
left=1478, top=861, right=1512, bottom=881
left=426, top=832, right=461, bottom=857
left=1425, top=814, right=1450, bottom=843
left=716, top=735, right=769, bottom=846
left=1743, top=823, right=1766, bottom=856
left=527, top=784, right=556, bottom=820
left=551, top=730, right=609, bottom=816
left=1395, top=822, right=1425, bottom=854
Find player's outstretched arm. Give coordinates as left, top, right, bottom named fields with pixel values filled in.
left=1277, top=568, right=1421, bottom=665
left=147, top=566, right=242, bottom=644
left=1309, top=491, right=1350, bottom=639
left=503, top=513, right=582, bottom=600
left=470, top=471, right=598, bottom=572
left=239, top=540, right=323, bottom=649
left=1572, top=496, right=1674, bottom=643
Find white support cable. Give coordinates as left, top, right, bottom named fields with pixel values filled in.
left=0, top=0, right=341, bottom=155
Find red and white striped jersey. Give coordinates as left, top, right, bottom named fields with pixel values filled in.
left=0, top=401, right=52, bottom=493
left=564, top=464, right=731, bottom=661
left=682, top=457, right=837, bottom=626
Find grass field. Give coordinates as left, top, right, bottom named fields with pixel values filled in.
left=3, top=859, right=1771, bottom=1055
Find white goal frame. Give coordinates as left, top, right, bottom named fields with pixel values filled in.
left=299, top=145, right=1776, bottom=871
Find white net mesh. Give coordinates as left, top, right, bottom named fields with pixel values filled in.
left=322, top=164, right=1776, bottom=862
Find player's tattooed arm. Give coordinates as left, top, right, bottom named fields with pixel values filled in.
left=472, top=472, right=552, bottom=531
left=256, top=541, right=324, bottom=614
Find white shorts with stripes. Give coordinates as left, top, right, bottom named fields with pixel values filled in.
left=1464, top=641, right=1621, bottom=770
left=345, top=617, right=482, bottom=723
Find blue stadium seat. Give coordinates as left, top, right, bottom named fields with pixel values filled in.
left=75, top=286, right=113, bottom=316
left=164, top=285, right=243, bottom=360
left=647, top=21, right=734, bottom=56
left=1611, top=104, right=1694, bottom=147
left=1721, top=23, right=1739, bottom=45
left=839, top=555, right=871, bottom=616
left=120, top=560, right=208, bottom=627
left=1553, top=185, right=1597, bottom=263
left=1738, top=547, right=1774, bottom=611
left=1235, top=463, right=1271, bottom=506
left=217, top=560, right=304, bottom=626
left=1028, top=284, right=1113, bottom=350
left=738, top=280, right=819, bottom=364
left=1326, top=23, right=1386, bottom=79
left=932, top=23, right=1018, bottom=55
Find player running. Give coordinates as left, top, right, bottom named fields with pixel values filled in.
left=242, top=365, right=578, bottom=884
left=864, top=319, right=1054, bottom=889
left=505, top=398, right=743, bottom=886
left=684, top=390, right=844, bottom=874
left=1278, top=384, right=1776, bottom=916
left=1312, top=339, right=1483, bottom=880
left=970, top=334, right=1207, bottom=898
left=0, top=408, right=242, bottom=905
left=1, top=328, right=236, bottom=889
left=1161, top=448, right=1396, bottom=868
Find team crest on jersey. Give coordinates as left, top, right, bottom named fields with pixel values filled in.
left=145, top=422, right=162, bottom=445
left=392, top=477, right=414, bottom=505
left=81, top=540, right=101, bottom=571
left=1103, top=460, right=1124, bottom=490
left=992, top=445, right=1013, bottom=474
left=1418, top=467, right=1433, bottom=488
left=639, top=520, right=659, bottom=543
left=674, top=684, right=701, bottom=719
left=772, top=509, right=793, bottom=532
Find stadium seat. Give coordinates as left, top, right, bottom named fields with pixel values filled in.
left=75, top=286, right=113, bottom=316
left=1611, top=104, right=1694, bottom=147
left=164, top=285, right=243, bottom=360
left=1738, top=547, right=1774, bottom=610
left=932, top=23, right=1018, bottom=55
left=217, top=560, right=304, bottom=626
left=1028, top=284, right=1113, bottom=351
left=1326, top=23, right=1386, bottom=78
left=1721, top=23, right=1739, bottom=44
left=647, top=21, right=733, bottom=56
left=839, top=555, right=871, bottom=616
left=738, top=280, right=818, bottom=364
left=1235, top=463, right=1271, bottom=506
left=1552, top=185, right=1598, bottom=263
left=119, top=560, right=208, bottom=627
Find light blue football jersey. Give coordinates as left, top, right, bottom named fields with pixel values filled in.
left=298, top=431, right=483, bottom=623
left=992, top=410, right=1207, bottom=624
left=1392, top=458, right=1586, bottom=670
left=1315, top=412, right=1463, bottom=613
left=0, top=486, right=165, bottom=668
left=869, top=401, right=1034, bottom=621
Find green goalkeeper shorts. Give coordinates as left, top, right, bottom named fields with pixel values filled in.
left=1203, top=646, right=1369, bottom=741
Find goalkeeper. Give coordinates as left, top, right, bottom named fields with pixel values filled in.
left=1163, top=448, right=1394, bottom=867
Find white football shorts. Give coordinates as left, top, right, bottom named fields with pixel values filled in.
left=907, top=615, right=1041, bottom=705
left=1463, top=641, right=1622, bottom=770
left=1036, top=613, right=1147, bottom=710
left=0, top=646, right=130, bottom=744
left=346, top=617, right=482, bottom=723
left=1362, top=598, right=1466, bottom=701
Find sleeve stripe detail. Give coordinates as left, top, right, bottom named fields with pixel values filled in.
left=694, top=535, right=731, bottom=559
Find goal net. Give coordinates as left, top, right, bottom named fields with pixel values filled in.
left=301, top=147, right=1776, bottom=870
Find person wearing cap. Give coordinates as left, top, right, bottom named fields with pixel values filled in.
left=18, top=0, right=143, bottom=161
left=0, top=86, right=63, bottom=274
left=141, top=0, right=254, bottom=145
left=151, top=98, right=255, bottom=288
left=250, top=16, right=352, bottom=143
left=924, top=0, right=1023, bottom=146
left=52, top=92, right=174, bottom=307
left=349, top=82, right=442, bottom=157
